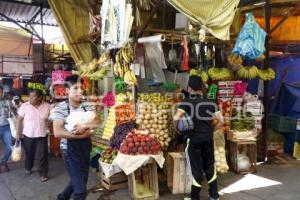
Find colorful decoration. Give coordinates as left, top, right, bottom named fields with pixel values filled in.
left=233, top=82, right=248, bottom=96
left=102, top=92, right=115, bottom=108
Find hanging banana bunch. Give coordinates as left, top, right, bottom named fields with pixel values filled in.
left=257, top=68, right=276, bottom=81
left=236, top=66, right=259, bottom=79
left=77, top=51, right=110, bottom=80
left=208, top=67, right=232, bottom=81
left=189, top=69, right=209, bottom=83
left=113, top=42, right=137, bottom=86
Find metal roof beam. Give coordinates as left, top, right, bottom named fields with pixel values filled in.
left=26, top=6, right=42, bottom=25
left=0, top=12, right=44, bottom=41
left=0, top=0, right=50, bottom=8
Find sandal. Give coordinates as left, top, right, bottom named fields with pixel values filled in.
left=40, top=176, right=48, bottom=182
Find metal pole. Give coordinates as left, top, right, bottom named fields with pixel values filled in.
left=40, top=1, right=45, bottom=79
left=263, top=0, right=271, bottom=161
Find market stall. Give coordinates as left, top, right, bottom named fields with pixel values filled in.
left=42, top=0, right=300, bottom=199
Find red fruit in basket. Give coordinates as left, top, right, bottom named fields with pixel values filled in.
left=147, top=141, right=152, bottom=147
left=135, top=142, right=140, bottom=147
left=132, top=147, right=137, bottom=153
left=145, top=136, right=151, bottom=142
left=144, top=146, right=149, bottom=152
left=128, top=142, right=134, bottom=148
left=127, top=137, right=133, bottom=143
left=138, top=147, right=144, bottom=153
left=141, top=141, right=146, bottom=147
left=151, top=140, right=156, bottom=146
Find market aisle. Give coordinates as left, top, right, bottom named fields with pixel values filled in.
left=0, top=157, right=300, bottom=200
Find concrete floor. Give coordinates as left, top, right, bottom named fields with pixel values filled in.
left=0, top=156, right=300, bottom=200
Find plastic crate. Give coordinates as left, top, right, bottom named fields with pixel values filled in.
left=269, top=114, right=296, bottom=133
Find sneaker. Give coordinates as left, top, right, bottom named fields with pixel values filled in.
left=209, top=198, right=219, bottom=200
left=184, top=198, right=191, bottom=200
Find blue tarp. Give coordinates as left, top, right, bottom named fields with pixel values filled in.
left=273, top=83, right=300, bottom=118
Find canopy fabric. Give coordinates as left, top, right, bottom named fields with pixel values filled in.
left=0, top=26, right=32, bottom=56
left=48, top=0, right=93, bottom=64
left=167, top=0, right=240, bottom=40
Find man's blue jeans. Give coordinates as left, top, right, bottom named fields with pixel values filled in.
left=57, top=138, right=91, bottom=200
left=0, top=125, right=12, bottom=163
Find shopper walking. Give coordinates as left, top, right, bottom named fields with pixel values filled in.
left=15, top=84, right=51, bottom=182
left=51, top=75, right=99, bottom=200
left=173, top=76, right=224, bottom=200
left=0, top=86, right=12, bottom=173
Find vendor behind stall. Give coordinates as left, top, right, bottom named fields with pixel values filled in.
left=51, top=75, right=100, bottom=200
left=173, top=75, right=224, bottom=200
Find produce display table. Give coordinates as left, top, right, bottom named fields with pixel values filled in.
left=128, top=158, right=159, bottom=200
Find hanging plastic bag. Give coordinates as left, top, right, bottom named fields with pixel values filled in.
left=214, top=129, right=229, bottom=174
left=232, top=13, right=266, bottom=59
left=7, top=114, right=17, bottom=138
left=11, top=140, right=22, bottom=162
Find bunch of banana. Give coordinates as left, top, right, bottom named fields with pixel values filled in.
left=121, top=43, right=135, bottom=64
left=77, top=52, right=111, bottom=76
left=189, top=69, right=208, bottom=82
left=237, top=66, right=259, bottom=79
left=113, top=62, right=130, bottom=77
left=208, top=67, right=232, bottom=80
left=88, top=67, right=109, bottom=80
left=124, top=70, right=137, bottom=86
left=257, top=68, right=276, bottom=81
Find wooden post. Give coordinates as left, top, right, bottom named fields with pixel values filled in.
left=262, top=0, right=271, bottom=162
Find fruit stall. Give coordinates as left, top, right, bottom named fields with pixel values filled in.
left=43, top=0, right=300, bottom=199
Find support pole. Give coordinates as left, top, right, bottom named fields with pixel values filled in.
left=136, top=0, right=163, bottom=38
left=40, top=2, right=45, bottom=79
left=262, top=0, right=271, bottom=161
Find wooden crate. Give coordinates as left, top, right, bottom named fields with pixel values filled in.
left=101, top=172, right=128, bottom=191
left=167, top=152, right=192, bottom=194
left=128, top=159, right=159, bottom=200
left=229, top=140, right=257, bottom=174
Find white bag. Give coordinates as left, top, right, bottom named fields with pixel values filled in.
left=11, top=141, right=22, bottom=162
left=7, top=114, right=17, bottom=138
left=7, top=100, right=17, bottom=138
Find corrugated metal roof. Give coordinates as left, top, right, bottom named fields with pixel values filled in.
left=0, top=1, right=57, bottom=26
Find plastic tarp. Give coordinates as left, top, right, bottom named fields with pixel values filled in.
left=167, top=0, right=240, bottom=40
left=273, top=83, right=300, bottom=118
left=48, top=0, right=94, bottom=64
left=232, top=13, right=266, bottom=59
left=0, top=26, right=32, bottom=56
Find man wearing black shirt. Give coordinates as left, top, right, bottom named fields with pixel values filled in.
left=173, top=76, right=224, bottom=200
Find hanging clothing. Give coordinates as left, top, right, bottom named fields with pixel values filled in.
left=180, top=36, right=189, bottom=71
left=167, top=0, right=240, bottom=40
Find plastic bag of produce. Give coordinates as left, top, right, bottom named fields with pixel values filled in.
left=232, top=13, right=266, bottom=59
left=214, top=129, right=229, bottom=174
left=11, top=140, right=22, bottom=162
